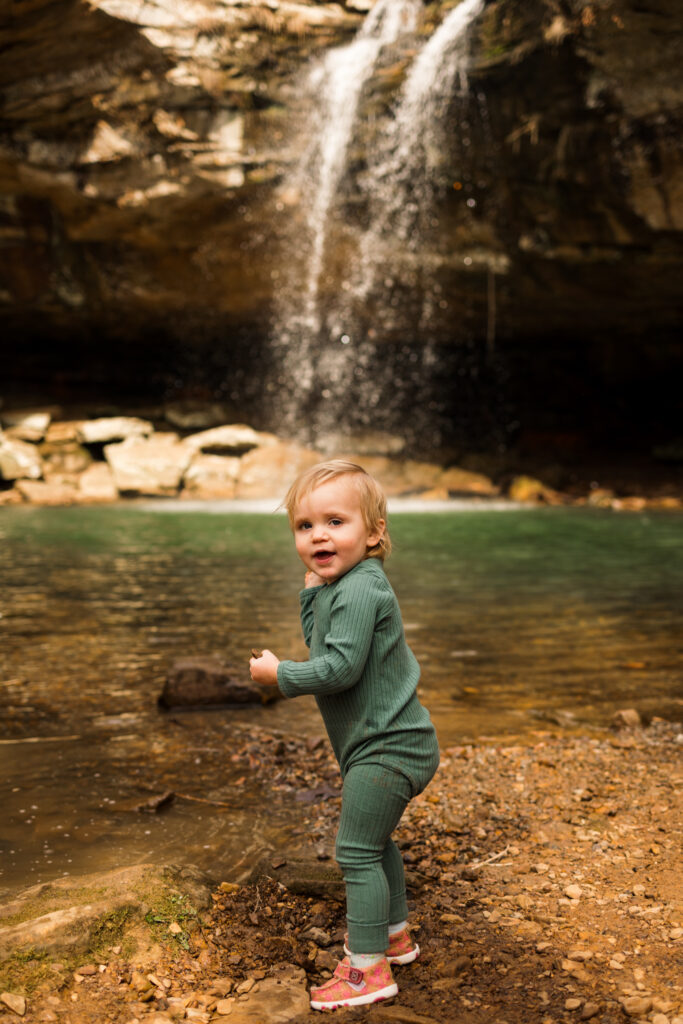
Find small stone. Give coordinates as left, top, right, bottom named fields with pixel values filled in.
left=581, top=1003, right=600, bottom=1020
left=611, top=708, right=641, bottom=730
left=131, top=971, right=153, bottom=992
left=565, top=998, right=583, bottom=1010
left=651, top=1015, right=670, bottom=1024
left=1, top=992, right=27, bottom=1016
left=75, top=964, right=98, bottom=976
left=669, top=927, right=683, bottom=939
left=565, top=884, right=583, bottom=900
left=620, top=996, right=653, bottom=1016
left=534, top=862, right=550, bottom=874
left=235, top=978, right=256, bottom=995
left=215, top=999, right=234, bottom=1015
left=536, top=941, right=552, bottom=952
left=567, top=949, right=593, bottom=961
left=168, top=921, right=183, bottom=934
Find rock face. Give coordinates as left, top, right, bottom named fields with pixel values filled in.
left=0, top=0, right=681, bottom=455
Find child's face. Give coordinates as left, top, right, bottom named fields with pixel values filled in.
left=292, top=477, right=384, bottom=584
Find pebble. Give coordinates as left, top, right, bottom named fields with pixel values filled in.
left=215, top=999, right=234, bottom=1015
left=651, top=1015, right=670, bottom=1024
left=565, top=997, right=582, bottom=1010
left=565, top=884, right=583, bottom=900
left=620, top=996, right=653, bottom=1016
left=1, top=992, right=27, bottom=1016
left=235, top=977, right=256, bottom=995
left=581, top=1003, right=600, bottom=1020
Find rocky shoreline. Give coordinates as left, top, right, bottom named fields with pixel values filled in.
left=0, top=406, right=680, bottom=512
left=1, top=717, right=681, bottom=1024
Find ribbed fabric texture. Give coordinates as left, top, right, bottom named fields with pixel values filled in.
left=276, top=559, right=439, bottom=788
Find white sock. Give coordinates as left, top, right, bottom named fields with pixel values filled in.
left=388, top=919, right=408, bottom=935
left=349, top=952, right=384, bottom=969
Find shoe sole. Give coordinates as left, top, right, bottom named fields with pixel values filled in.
left=310, top=982, right=398, bottom=1010
left=342, top=943, right=420, bottom=966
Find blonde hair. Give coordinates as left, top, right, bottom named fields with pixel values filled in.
left=283, top=459, right=391, bottom=560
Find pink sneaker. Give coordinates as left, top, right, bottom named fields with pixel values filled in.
left=310, top=957, right=398, bottom=1010
left=343, top=926, right=420, bottom=965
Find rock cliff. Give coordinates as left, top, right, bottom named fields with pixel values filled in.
left=1, top=0, right=681, bottom=457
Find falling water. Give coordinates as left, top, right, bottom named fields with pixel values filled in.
left=270, top=0, right=486, bottom=445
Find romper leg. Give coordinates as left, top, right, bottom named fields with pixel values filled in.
left=335, top=763, right=413, bottom=954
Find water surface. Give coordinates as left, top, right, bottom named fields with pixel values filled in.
left=1, top=504, right=681, bottom=897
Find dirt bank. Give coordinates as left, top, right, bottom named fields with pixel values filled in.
left=1, top=720, right=681, bottom=1024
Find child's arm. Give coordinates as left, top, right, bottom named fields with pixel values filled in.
left=278, top=573, right=390, bottom=697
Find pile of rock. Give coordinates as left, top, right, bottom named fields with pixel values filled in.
left=0, top=408, right=501, bottom=506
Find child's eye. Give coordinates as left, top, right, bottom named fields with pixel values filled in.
left=329, top=518, right=343, bottom=526
left=297, top=521, right=312, bottom=531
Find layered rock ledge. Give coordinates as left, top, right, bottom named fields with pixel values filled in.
left=0, top=405, right=681, bottom=510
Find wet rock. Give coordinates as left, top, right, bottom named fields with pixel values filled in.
left=0, top=434, right=43, bottom=481
left=78, top=417, right=153, bottom=444
left=104, top=434, right=192, bottom=496
left=235, top=442, right=322, bottom=499
left=159, top=657, right=280, bottom=708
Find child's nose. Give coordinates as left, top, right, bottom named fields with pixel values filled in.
left=311, top=523, right=328, bottom=541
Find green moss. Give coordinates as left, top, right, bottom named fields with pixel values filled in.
left=89, top=906, right=137, bottom=959
left=144, top=892, right=200, bottom=952
left=0, top=948, right=57, bottom=996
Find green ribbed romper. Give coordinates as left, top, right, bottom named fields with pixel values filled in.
left=277, top=557, right=440, bottom=952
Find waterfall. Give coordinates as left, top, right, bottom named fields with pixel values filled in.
left=270, top=0, right=485, bottom=446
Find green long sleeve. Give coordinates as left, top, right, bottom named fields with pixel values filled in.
left=277, top=559, right=439, bottom=783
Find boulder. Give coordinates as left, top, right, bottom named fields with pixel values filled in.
left=105, top=434, right=192, bottom=496
left=164, top=401, right=234, bottom=430
left=0, top=434, right=43, bottom=481
left=439, top=466, right=499, bottom=496
left=235, top=442, right=322, bottom=499
left=78, top=462, right=119, bottom=502
left=159, top=657, right=280, bottom=708
left=611, top=708, right=642, bottom=730
left=40, top=440, right=92, bottom=476
left=182, top=453, right=240, bottom=498
left=507, top=475, right=559, bottom=503
left=183, top=424, right=279, bottom=456
left=248, top=855, right=344, bottom=899
left=1, top=408, right=51, bottom=442
left=220, top=964, right=310, bottom=1024
left=0, top=863, right=212, bottom=958
left=78, top=416, right=153, bottom=444
left=15, top=478, right=78, bottom=505
left=336, top=456, right=442, bottom=496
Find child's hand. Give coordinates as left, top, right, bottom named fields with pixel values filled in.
left=249, top=648, right=280, bottom=685
left=305, top=571, right=325, bottom=588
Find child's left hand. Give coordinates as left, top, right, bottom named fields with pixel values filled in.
left=249, top=648, right=280, bottom=685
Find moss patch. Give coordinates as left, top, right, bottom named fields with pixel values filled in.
left=144, top=892, right=201, bottom=952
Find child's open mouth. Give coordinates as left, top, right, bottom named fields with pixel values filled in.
left=314, top=551, right=335, bottom=564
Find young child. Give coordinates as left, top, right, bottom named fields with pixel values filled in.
left=249, top=459, right=440, bottom=1011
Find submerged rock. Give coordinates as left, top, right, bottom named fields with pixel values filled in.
left=160, top=656, right=280, bottom=708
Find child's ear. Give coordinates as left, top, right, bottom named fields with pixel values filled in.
left=367, top=518, right=386, bottom=548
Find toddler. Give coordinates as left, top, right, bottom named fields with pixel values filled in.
left=250, top=459, right=440, bottom=1010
